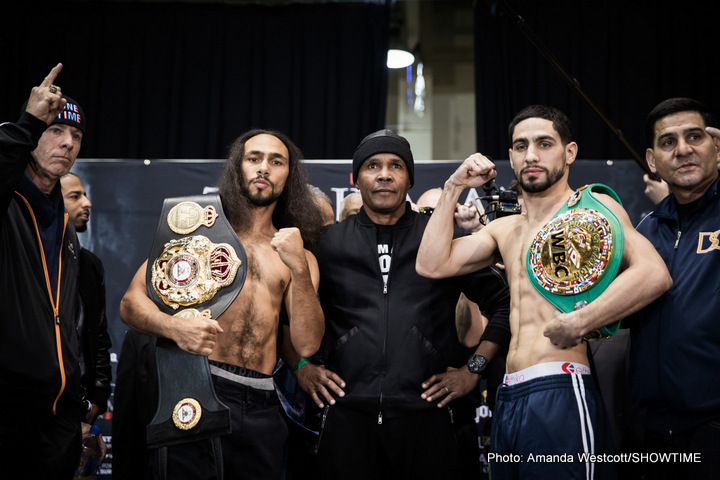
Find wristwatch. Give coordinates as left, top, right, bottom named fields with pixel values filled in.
left=467, top=354, right=487, bottom=374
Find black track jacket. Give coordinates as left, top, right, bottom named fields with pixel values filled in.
left=315, top=203, right=510, bottom=418
left=0, top=113, right=81, bottom=415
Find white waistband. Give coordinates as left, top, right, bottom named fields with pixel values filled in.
left=503, top=361, right=591, bottom=386
left=210, top=365, right=275, bottom=391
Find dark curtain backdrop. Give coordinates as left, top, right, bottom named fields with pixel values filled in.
left=474, top=0, right=720, bottom=161
left=1, top=1, right=389, bottom=160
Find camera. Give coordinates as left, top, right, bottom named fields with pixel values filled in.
left=474, top=179, right=522, bottom=223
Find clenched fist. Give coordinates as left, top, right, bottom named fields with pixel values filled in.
left=271, top=227, right=306, bottom=271
left=449, top=153, right=497, bottom=190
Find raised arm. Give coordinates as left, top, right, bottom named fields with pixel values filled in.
left=1, top=63, right=67, bottom=202
left=119, top=260, right=223, bottom=356
left=25, top=63, right=67, bottom=125
left=272, top=227, right=325, bottom=358
left=544, top=194, right=673, bottom=347
left=416, top=153, right=499, bottom=279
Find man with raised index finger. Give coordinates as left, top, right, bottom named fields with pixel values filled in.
left=0, top=63, right=90, bottom=479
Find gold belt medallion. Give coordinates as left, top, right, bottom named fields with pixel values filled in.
left=167, top=201, right=219, bottom=235
left=172, top=398, right=202, bottom=430
left=173, top=308, right=212, bottom=320
left=528, top=208, right=615, bottom=295
left=151, top=235, right=242, bottom=309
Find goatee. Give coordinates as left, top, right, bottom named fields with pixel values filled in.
left=219, top=175, right=280, bottom=232
left=518, top=164, right=565, bottom=193
left=242, top=176, right=281, bottom=207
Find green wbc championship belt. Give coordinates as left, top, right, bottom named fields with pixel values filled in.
left=526, top=184, right=624, bottom=338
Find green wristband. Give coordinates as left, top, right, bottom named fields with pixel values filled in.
left=291, top=358, right=309, bottom=375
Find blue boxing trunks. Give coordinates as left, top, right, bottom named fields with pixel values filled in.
left=490, top=362, right=617, bottom=480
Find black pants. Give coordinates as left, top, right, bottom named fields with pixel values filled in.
left=317, top=405, right=462, bottom=480
left=0, top=403, right=82, bottom=479
left=642, top=420, right=720, bottom=479
left=158, top=368, right=288, bottom=480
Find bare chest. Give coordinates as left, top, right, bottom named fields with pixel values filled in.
left=210, top=241, right=290, bottom=372
left=496, top=218, right=558, bottom=322
left=243, top=242, right=290, bottom=294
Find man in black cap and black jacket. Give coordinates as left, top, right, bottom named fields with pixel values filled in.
left=0, top=63, right=88, bottom=479
left=287, top=129, right=510, bottom=479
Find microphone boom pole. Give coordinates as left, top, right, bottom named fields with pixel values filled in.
left=492, top=0, right=653, bottom=176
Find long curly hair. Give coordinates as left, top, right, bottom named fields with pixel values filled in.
left=217, top=129, right=323, bottom=249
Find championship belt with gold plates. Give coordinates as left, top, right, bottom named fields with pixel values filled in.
left=144, top=194, right=246, bottom=472
left=526, top=184, right=624, bottom=340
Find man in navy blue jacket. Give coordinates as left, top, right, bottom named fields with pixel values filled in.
left=631, top=97, right=720, bottom=478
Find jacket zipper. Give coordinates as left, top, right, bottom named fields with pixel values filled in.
left=317, top=405, right=330, bottom=449
left=379, top=272, right=388, bottom=424
left=673, top=230, right=682, bottom=249
left=378, top=235, right=391, bottom=424
left=669, top=219, right=683, bottom=275
left=16, top=192, right=67, bottom=414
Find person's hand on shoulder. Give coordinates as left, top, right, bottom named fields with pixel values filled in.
left=643, top=174, right=670, bottom=204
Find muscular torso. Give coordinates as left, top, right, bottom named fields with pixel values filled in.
left=488, top=210, right=589, bottom=373
left=209, top=235, right=289, bottom=375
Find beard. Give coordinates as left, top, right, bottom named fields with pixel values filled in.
left=517, top=163, right=566, bottom=193
left=219, top=172, right=283, bottom=232
left=241, top=176, right=282, bottom=207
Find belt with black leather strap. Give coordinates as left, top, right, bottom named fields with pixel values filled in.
left=144, top=194, right=247, bottom=450
left=526, top=184, right=624, bottom=339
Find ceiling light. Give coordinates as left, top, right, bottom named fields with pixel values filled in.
left=387, top=49, right=415, bottom=69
